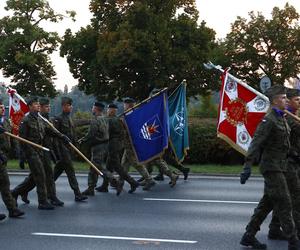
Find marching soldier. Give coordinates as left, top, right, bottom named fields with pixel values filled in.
left=121, top=98, right=156, bottom=191
left=0, top=100, right=24, bottom=219
left=239, top=85, right=298, bottom=250
left=80, top=101, right=109, bottom=196
left=16, top=97, right=70, bottom=210
left=53, top=97, right=88, bottom=202
left=12, top=98, right=64, bottom=206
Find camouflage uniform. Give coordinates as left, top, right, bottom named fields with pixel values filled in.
left=243, top=109, right=296, bottom=240
left=81, top=114, right=109, bottom=190
left=53, top=112, right=82, bottom=197
left=0, top=116, right=17, bottom=211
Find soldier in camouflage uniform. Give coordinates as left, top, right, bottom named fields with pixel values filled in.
left=100, top=103, right=139, bottom=195
left=121, top=98, right=155, bottom=191
left=53, top=97, right=87, bottom=202
left=0, top=100, right=24, bottom=219
left=267, top=88, right=300, bottom=240
left=11, top=98, right=64, bottom=207
left=16, top=97, right=69, bottom=210
left=80, top=101, right=109, bottom=196
left=239, top=85, right=298, bottom=250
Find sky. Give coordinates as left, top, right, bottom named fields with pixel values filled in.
left=0, top=0, right=299, bottom=91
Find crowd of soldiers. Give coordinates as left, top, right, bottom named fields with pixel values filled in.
left=0, top=96, right=190, bottom=221
left=240, top=85, right=300, bottom=250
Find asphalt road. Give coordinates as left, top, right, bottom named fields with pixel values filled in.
left=0, top=174, right=288, bottom=250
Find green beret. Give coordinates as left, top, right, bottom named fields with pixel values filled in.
left=26, top=96, right=39, bottom=106
left=39, top=97, right=50, bottom=106
left=286, top=88, right=300, bottom=99
left=94, top=101, right=105, bottom=109
left=264, top=85, right=286, bottom=100
left=61, top=96, right=73, bottom=105
left=108, top=103, right=118, bottom=109
left=123, top=97, right=135, bottom=104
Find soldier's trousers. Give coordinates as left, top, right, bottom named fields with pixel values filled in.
left=269, top=167, right=300, bottom=233
left=245, top=171, right=296, bottom=239
left=121, top=148, right=152, bottom=181
left=0, top=163, right=16, bottom=210
left=12, top=152, right=57, bottom=199
left=146, top=158, right=175, bottom=179
left=163, top=151, right=189, bottom=173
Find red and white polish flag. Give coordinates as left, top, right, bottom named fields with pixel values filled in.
left=7, top=88, right=29, bottom=135
left=217, top=70, right=270, bottom=155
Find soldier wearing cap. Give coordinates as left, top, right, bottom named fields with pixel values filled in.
left=267, top=88, right=300, bottom=241
left=52, top=97, right=88, bottom=202
left=0, top=99, right=24, bottom=219
left=80, top=101, right=109, bottom=196
left=12, top=97, right=64, bottom=207
left=16, top=96, right=70, bottom=210
left=100, top=103, right=139, bottom=195
left=239, top=85, right=298, bottom=250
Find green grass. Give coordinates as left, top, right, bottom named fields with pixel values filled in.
left=6, top=160, right=260, bottom=175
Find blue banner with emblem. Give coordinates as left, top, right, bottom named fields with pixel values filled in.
left=124, top=90, right=169, bottom=163
left=168, top=82, right=189, bottom=162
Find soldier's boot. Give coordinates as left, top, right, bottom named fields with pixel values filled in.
left=288, top=235, right=299, bottom=250
left=21, top=193, right=30, bottom=204
left=139, top=180, right=147, bottom=186
left=128, top=181, right=140, bottom=194
left=142, top=180, right=156, bottom=191
left=114, top=180, right=123, bottom=196
left=74, top=193, right=88, bottom=202
left=0, top=214, right=6, bottom=221
left=50, top=196, right=64, bottom=207
left=8, top=208, right=25, bottom=218
left=240, top=232, right=267, bottom=249
left=154, top=173, right=164, bottom=181
left=169, top=174, right=179, bottom=188
left=182, top=168, right=190, bottom=180
left=82, top=187, right=95, bottom=196
left=95, top=185, right=109, bottom=193
left=268, top=228, right=288, bottom=240
left=38, top=201, right=55, bottom=210
left=137, top=177, right=145, bottom=183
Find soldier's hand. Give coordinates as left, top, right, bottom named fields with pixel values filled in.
left=240, top=163, right=251, bottom=184
left=61, top=135, right=71, bottom=145
left=0, top=154, right=7, bottom=165
left=0, top=126, right=5, bottom=134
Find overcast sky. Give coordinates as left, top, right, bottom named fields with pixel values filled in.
left=0, top=0, right=299, bottom=91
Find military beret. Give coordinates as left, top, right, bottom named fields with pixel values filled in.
left=286, top=88, right=300, bottom=99
left=107, top=103, right=118, bottom=109
left=26, top=96, right=39, bottom=106
left=123, top=97, right=135, bottom=104
left=264, top=85, right=286, bottom=100
left=39, top=97, right=50, bottom=106
left=94, top=101, right=105, bottom=109
left=61, top=96, right=73, bottom=105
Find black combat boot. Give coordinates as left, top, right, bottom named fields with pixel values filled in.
left=240, top=232, right=267, bottom=249
left=268, top=228, right=288, bottom=240
left=50, top=196, right=64, bottom=207
left=38, top=201, right=55, bottom=210
left=169, top=174, right=179, bottom=188
left=182, top=168, right=190, bottom=180
left=95, top=185, right=108, bottom=193
left=8, top=208, right=25, bottom=218
left=21, top=193, right=30, bottom=204
left=143, top=180, right=156, bottom=191
left=82, top=188, right=95, bottom=196
left=154, top=173, right=164, bottom=181
left=137, top=177, right=145, bottom=183
left=0, top=214, right=6, bottom=221
left=128, top=181, right=140, bottom=194
left=74, top=193, right=88, bottom=202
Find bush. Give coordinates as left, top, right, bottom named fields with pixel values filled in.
left=185, top=119, right=244, bottom=165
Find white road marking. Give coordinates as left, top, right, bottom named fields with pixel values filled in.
left=32, top=232, right=197, bottom=244
left=143, top=198, right=258, bottom=204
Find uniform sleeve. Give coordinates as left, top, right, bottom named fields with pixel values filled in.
left=287, top=116, right=300, bottom=137
left=245, top=117, right=273, bottom=165
left=19, top=119, right=31, bottom=154
left=45, top=121, right=64, bottom=139
left=81, top=119, right=97, bottom=144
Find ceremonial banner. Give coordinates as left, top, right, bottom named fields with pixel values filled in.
left=218, top=70, right=270, bottom=155
left=124, top=90, right=169, bottom=163
left=168, top=82, right=189, bottom=162
left=7, top=88, right=29, bottom=135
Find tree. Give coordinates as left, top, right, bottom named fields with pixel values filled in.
left=0, top=0, right=75, bottom=97
left=224, top=3, right=300, bottom=87
left=61, top=0, right=216, bottom=101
